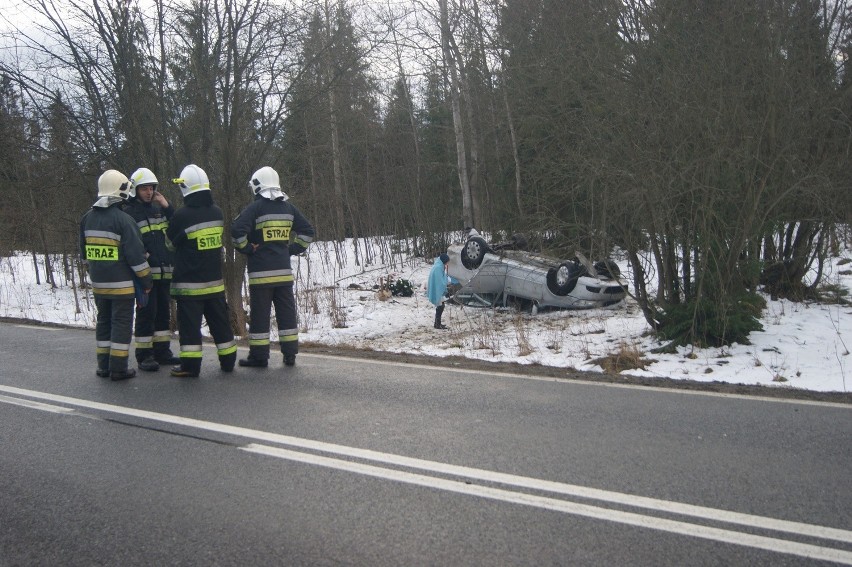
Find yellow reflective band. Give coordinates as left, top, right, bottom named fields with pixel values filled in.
left=261, top=226, right=290, bottom=242
left=86, top=245, right=118, bottom=261
left=170, top=284, right=225, bottom=297
left=135, top=341, right=153, bottom=349
left=197, top=234, right=222, bottom=250
left=280, top=335, right=298, bottom=342
left=93, top=286, right=134, bottom=295
left=248, top=338, right=270, bottom=346
left=217, top=345, right=238, bottom=356
left=153, top=335, right=171, bottom=343
left=138, top=222, right=167, bottom=235
left=110, top=349, right=130, bottom=358
left=188, top=226, right=223, bottom=251
left=249, top=275, right=294, bottom=286
left=256, top=219, right=291, bottom=229
left=180, top=351, right=203, bottom=359
left=257, top=220, right=292, bottom=242
left=96, top=346, right=110, bottom=354
left=86, top=236, right=119, bottom=246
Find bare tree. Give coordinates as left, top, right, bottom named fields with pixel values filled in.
left=440, top=0, right=474, bottom=229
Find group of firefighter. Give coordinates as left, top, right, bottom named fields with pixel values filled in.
left=79, top=164, right=315, bottom=380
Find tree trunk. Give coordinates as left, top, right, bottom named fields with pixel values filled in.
left=329, top=85, right=346, bottom=239
left=501, top=67, right=523, bottom=217
left=440, top=0, right=473, bottom=229
left=452, top=44, right=481, bottom=229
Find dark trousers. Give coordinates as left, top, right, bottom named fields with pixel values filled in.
left=247, top=284, right=298, bottom=360
left=434, top=303, right=445, bottom=326
left=134, top=279, right=175, bottom=362
left=175, top=296, right=237, bottom=373
left=95, top=296, right=134, bottom=373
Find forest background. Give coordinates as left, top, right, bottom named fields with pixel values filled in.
left=0, top=0, right=850, bottom=346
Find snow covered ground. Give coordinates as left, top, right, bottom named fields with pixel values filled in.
left=1, top=237, right=849, bottom=393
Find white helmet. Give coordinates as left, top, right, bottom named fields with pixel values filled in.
left=173, top=164, right=210, bottom=197
left=97, top=170, right=132, bottom=200
left=129, top=167, right=158, bottom=198
left=248, top=166, right=280, bottom=195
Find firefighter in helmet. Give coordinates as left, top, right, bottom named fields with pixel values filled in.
left=231, top=166, right=314, bottom=368
left=79, top=170, right=152, bottom=380
left=124, top=167, right=180, bottom=371
left=166, top=164, right=237, bottom=377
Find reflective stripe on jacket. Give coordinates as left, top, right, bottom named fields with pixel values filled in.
left=231, top=195, right=315, bottom=288
left=166, top=191, right=226, bottom=299
left=79, top=205, right=152, bottom=297
left=122, top=198, right=175, bottom=280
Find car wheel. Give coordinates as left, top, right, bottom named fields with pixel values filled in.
left=546, top=261, right=581, bottom=296
left=461, top=236, right=489, bottom=269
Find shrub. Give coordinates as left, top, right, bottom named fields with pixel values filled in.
left=655, top=292, right=766, bottom=350
left=389, top=277, right=414, bottom=297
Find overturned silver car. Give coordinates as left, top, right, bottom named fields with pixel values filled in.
left=446, top=234, right=628, bottom=312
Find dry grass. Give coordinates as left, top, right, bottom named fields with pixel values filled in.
left=327, top=286, right=347, bottom=328
left=593, top=341, right=654, bottom=374
left=465, top=309, right=502, bottom=355
left=544, top=325, right=565, bottom=353
left=513, top=312, right=533, bottom=357
left=296, top=286, right=323, bottom=332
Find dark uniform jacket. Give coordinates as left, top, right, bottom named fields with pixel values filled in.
left=122, top=198, right=174, bottom=281
left=166, top=191, right=226, bottom=299
left=79, top=203, right=152, bottom=297
left=231, top=195, right=315, bottom=287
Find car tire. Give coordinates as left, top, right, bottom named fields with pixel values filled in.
left=461, top=236, right=490, bottom=269
left=546, top=261, right=581, bottom=296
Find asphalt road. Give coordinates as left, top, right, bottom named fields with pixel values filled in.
left=1, top=322, right=851, bottom=566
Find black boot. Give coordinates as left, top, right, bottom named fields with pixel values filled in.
left=220, top=352, right=236, bottom=373
left=110, top=369, right=137, bottom=381
left=239, top=357, right=268, bottom=368
left=155, top=352, right=181, bottom=365
left=138, top=356, right=160, bottom=372
left=283, top=354, right=296, bottom=367
left=170, top=365, right=199, bottom=378
left=97, top=354, right=110, bottom=377
left=434, top=304, right=447, bottom=329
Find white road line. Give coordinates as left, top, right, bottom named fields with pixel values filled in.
left=13, top=324, right=61, bottom=331
left=1, top=384, right=850, bottom=551
left=0, top=394, right=76, bottom=413
left=243, top=443, right=852, bottom=566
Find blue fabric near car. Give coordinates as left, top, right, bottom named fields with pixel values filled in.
left=427, top=257, right=448, bottom=306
